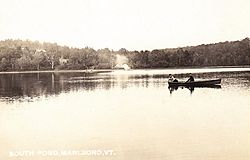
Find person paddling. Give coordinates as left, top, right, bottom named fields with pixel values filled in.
left=186, top=73, right=194, bottom=82
left=168, top=74, right=178, bottom=82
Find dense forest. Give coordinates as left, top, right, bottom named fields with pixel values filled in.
left=0, top=38, right=249, bottom=71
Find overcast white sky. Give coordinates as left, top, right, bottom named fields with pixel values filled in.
left=0, top=0, right=250, bottom=50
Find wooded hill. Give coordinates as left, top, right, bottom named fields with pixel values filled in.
left=0, top=38, right=249, bottom=71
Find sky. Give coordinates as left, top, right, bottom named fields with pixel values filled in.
left=0, top=0, right=250, bottom=50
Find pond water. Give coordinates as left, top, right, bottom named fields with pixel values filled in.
left=0, top=68, right=250, bottom=160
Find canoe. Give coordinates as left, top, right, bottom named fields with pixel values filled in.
left=168, top=79, right=221, bottom=87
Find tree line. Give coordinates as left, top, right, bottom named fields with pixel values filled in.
left=125, top=38, right=250, bottom=68
left=0, top=38, right=249, bottom=71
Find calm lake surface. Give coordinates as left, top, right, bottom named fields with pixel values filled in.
left=0, top=68, right=250, bottom=160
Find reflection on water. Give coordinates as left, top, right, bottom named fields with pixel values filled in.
left=0, top=72, right=113, bottom=102
left=1, top=70, right=250, bottom=102
left=0, top=69, right=250, bottom=160
left=168, top=85, right=222, bottom=94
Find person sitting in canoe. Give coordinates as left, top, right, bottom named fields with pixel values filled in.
left=186, top=73, right=194, bottom=82
left=168, top=74, right=178, bottom=82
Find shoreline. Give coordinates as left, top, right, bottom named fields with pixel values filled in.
left=0, top=69, right=112, bottom=74
left=0, top=65, right=250, bottom=74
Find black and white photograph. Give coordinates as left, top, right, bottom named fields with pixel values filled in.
left=0, top=0, right=250, bottom=160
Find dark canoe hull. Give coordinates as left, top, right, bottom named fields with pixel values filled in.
left=168, top=79, right=221, bottom=87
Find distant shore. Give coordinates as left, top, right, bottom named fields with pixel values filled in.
left=0, top=65, right=250, bottom=74
left=0, top=69, right=112, bottom=74
left=1, top=38, right=250, bottom=72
